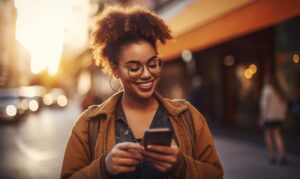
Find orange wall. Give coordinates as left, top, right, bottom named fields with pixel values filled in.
left=159, top=0, right=300, bottom=60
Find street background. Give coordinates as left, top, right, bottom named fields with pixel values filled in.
left=1, top=98, right=300, bottom=179
left=1, top=0, right=300, bottom=178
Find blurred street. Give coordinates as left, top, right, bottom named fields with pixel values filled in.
left=215, top=132, right=300, bottom=179
left=0, top=99, right=299, bottom=179
left=0, top=98, right=81, bottom=179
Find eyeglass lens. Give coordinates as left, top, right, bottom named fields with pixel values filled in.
left=126, top=57, right=163, bottom=79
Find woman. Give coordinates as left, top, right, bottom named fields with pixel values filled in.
left=61, top=5, right=223, bottom=179
left=260, top=75, right=287, bottom=164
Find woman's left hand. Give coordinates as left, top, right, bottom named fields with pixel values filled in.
left=141, top=144, right=180, bottom=172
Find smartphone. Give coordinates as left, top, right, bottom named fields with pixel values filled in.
left=143, top=128, right=172, bottom=148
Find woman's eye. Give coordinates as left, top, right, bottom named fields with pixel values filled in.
left=147, top=60, right=158, bottom=68
left=127, top=64, right=141, bottom=72
left=148, top=64, right=157, bottom=69
left=129, top=67, right=140, bottom=72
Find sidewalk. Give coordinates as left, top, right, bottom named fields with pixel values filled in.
left=213, top=128, right=300, bottom=179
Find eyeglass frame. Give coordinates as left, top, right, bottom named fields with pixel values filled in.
left=118, top=55, right=164, bottom=80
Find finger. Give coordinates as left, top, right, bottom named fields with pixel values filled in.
left=118, top=142, right=144, bottom=151
left=171, top=139, right=178, bottom=147
left=112, top=165, right=136, bottom=174
left=151, top=163, right=171, bottom=172
left=114, top=148, right=144, bottom=160
left=112, top=157, right=140, bottom=166
left=146, top=145, right=177, bottom=155
left=142, top=150, right=176, bottom=164
left=144, top=155, right=173, bottom=168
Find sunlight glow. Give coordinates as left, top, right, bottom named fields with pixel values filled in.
left=14, top=0, right=81, bottom=75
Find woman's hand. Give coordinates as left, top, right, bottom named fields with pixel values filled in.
left=141, top=144, right=180, bottom=172
left=105, top=142, right=144, bottom=175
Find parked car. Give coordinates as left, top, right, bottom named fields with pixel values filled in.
left=43, top=88, right=68, bottom=108
left=0, top=88, right=27, bottom=121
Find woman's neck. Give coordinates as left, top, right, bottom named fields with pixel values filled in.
left=121, top=92, right=158, bottom=111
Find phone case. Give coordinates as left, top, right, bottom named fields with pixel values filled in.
left=143, top=128, right=172, bottom=147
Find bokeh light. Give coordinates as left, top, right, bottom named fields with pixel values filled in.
left=29, top=100, right=39, bottom=112
left=244, top=69, right=252, bottom=79
left=249, top=64, right=257, bottom=74
left=293, top=54, right=299, bottom=63
left=6, top=105, right=17, bottom=117
left=43, top=94, right=53, bottom=106
left=57, top=95, right=68, bottom=107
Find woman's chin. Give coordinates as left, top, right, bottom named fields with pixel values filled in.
left=134, top=85, right=156, bottom=99
left=136, top=88, right=155, bottom=99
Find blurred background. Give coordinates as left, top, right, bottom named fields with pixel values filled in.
left=0, top=0, right=299, bottom=178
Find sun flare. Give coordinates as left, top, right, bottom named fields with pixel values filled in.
left=14, top=0, right=77, bottom=75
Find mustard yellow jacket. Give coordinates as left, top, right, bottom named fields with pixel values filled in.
left=61, top=91, right=223, bottom=179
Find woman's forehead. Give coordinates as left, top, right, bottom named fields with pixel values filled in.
left=120, top=41, right=156, bottom=63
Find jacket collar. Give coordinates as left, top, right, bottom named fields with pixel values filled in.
left=87, top=90, right=189, bottom=119
left=153, top=91, right=189, bottom=116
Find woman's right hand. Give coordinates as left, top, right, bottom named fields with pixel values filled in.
left=105, top=142, right=144, bottom=175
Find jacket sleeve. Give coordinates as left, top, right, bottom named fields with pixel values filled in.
left=178, top=104, right=224, bottom=179
left=60, top=113, right=110, bottom=179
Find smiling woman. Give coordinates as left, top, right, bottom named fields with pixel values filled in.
left=14, top=0, right=88, bottom=75
left=61, top=5, right=223, bottom=179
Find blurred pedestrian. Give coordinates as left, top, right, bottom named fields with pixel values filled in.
left=259, top=75, right=287, bottom=164
left=61, top=5, right=223, bottom=179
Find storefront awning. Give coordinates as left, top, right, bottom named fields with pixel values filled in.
left=159, top=0, right=300, bottom=60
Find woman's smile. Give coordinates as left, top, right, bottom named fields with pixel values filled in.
left=137, top=81, right=154, bottom=90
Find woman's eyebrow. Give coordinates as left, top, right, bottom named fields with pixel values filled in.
left=125, top=55, right=158, bottom=64
left=125, top=60, right=140, bottom=64
left=146, top=55, right=158, bottom=62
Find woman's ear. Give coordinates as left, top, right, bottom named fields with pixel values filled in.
left=111, top=64, right=120, bottom=79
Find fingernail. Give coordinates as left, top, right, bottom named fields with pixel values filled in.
left=147, top=145, right=152, bottom=149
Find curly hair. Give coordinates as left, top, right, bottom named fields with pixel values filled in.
left=91, top=5, right=173, bottom=75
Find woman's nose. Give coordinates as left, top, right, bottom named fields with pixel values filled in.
left=140, top=65, right=152, bottom=79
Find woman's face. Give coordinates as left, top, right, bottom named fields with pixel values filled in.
left=115, top=40, right=162, bottom=100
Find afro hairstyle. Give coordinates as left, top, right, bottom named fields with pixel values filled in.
left=91, top=5, right=173, bottom=75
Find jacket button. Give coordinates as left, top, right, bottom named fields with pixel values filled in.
left=123, top=129, right=129, bottom=135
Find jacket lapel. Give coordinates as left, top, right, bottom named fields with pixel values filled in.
left=87, top=90, right=190, bottom=154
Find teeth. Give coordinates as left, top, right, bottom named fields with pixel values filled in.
left=139, top=82, right=152, bottom=89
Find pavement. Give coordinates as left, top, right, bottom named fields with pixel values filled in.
left=213, top=127, right=300, bottom=179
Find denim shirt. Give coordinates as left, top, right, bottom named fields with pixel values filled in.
left=112, top=101, right=176, bottom=179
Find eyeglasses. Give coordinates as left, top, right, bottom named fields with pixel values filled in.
left=120, top=56, right=164, bottom=79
